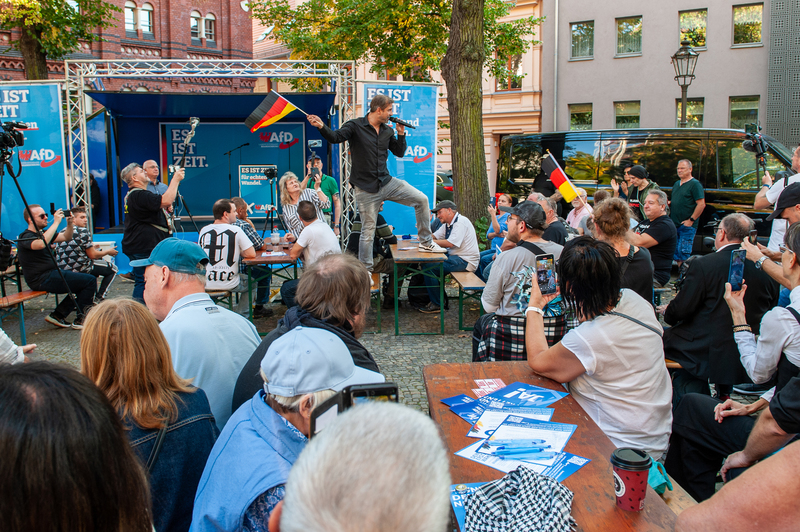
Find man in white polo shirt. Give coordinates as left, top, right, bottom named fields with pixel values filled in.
left=281, top=200, right=341, bottom=308
left=420, top=200, right=480, bottom=314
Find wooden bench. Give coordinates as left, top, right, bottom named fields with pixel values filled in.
left=665, top=358, right=683, bottom=369
left=0, top=290, right=47, bottom=344
left=660, top=474, right=698, bottom=516
left=451, top=271, right=485, bottom=331
left=366, top=272, right=382, bottom=334
left=206, top=289, right=237, bottom=310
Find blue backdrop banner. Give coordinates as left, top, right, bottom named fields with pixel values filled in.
left=0, top=84, right=68, bottom=241
left=361, top=83, right=438, bottom=236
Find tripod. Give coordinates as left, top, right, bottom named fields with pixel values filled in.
left=259, top=175, right=279, bottom=238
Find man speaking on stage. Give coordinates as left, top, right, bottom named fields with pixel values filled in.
left=307, top=94, right=444, bottom=271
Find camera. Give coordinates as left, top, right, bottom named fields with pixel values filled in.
left=0, top=121, right=26, bottom=152
left=742, top=123, right=769, bottom=167
left=263, top=166, right=277, bottom=179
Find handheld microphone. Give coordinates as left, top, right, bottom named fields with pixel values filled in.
left=388, top=116, right=416, bottom=129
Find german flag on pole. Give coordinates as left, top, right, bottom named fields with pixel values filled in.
left=245, top=91, right=299, bottom=132
left=541, top=154, right=579, bottom=202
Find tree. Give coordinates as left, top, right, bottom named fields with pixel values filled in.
left=251, top=0, right=541, bottom=220
left=0, top=0, right=120, bottom=80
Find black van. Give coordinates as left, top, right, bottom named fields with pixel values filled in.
left=496, top=128, right=795, bottom=248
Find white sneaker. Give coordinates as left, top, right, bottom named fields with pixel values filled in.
left=419, top=242, right=446, bottom=253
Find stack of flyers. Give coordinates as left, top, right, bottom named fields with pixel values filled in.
left=455, top=440, right=591, bottom=482
left=478, top=417, right=576, bottom=466
left=466, top=407, right=553, bottom=438
left=479, top=382, right=568, bottom=409
left=440, top=394, right=475, bottom=407
left=472, top=378, right=506, bottom=398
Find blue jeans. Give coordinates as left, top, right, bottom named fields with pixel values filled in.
left=129, top=252, right=149, bottom=303
left=674, top=224, right=697, bottom=262
left=33, top=268, right=96, bottom=319
left=355, top=178, right=433, bottom=271
left=423, top=255, right=468, bottom=307
left=476, top=249, right=495, bottom=281
left=251, top=266, right=271, bottom=306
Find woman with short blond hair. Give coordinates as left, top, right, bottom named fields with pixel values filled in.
left=81, top=298, right=219, bottom=532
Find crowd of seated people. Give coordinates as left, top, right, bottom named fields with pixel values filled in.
left=8, top=176, right=800, bottom=532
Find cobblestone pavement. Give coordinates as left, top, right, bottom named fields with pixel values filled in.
left=10, top=273, right=756, bottom=413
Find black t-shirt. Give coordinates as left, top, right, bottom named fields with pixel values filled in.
left=121, top=189, right=169, bottom=255
left=770, top=376, right=800, bottom=434
left=620, top=246, right=654, bottom=304
left=635, top=215, right=677, bottom=285
left=17, top=229, right=58, bottom=288
left=543, top=219, right=568, bottom=246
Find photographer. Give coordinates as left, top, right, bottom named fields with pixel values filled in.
left=300, top=154, right=341, bottom=236
left=55, top=207, right=118, bottom=301
left=16, top=204, right=96, bottom=329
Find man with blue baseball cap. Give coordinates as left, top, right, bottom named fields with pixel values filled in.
left=131, top=238, right=261, bottom=430
left=191, top=326, right=384, bottom=532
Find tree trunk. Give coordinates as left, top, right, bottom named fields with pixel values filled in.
left=19, top=26, right=49, bottom=80
left=441, top=0, right=489, bottom=224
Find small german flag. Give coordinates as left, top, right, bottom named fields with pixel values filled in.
left=541, top=154, right=579, bottom=202
left=245, top=91, right=298, bottom=132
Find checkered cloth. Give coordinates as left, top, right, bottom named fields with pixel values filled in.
left=464, top=466, right=576, bottom=532
left=473, top=300, right=566, bottom=362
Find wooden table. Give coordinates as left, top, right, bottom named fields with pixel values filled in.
left=424, top=362, right=677, bottom=531
left=389, top=242, right=447, bottom=335
left=241, top=242, right=298, bottom=324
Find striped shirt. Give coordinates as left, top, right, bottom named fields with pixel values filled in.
left=281, top=189, right=329, bottom=237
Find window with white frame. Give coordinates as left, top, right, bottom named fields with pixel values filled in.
left=204, top=14, right=216, bottom=42
left=190, top=11, right=202, bottom=40
left=125, top=1, right=137, bottom=33
left=139, top=3, right=153, bottom=34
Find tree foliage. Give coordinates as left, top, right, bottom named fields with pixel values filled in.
left=251, top=0, right=540, bottom=84
left=0, top=0, right=121, bottom=79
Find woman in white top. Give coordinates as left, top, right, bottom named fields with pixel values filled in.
left=525, top=236, right=672, bottom=458
left=279, top=171, right=330, bottom=240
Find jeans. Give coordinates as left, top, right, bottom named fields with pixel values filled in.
left=251, top=266, right=271, bottom=306
left=90, top=262, right=118, bottom=300
left=355, top=178, right=433, bottom=271
left=33, top=268, right=96, bottom=319
left=674, top=223, right=697, bottom=262
left=129, top=252, right=149, bottom=303
left=423, top=254, right=468, bottom=307
left=476, top=249, right=495, bottom=281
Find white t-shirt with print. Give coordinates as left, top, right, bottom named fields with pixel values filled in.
left=198, top=223, right=253, bottom=290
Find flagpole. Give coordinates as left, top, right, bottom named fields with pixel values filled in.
left=545, top=150, right=588, bottom=210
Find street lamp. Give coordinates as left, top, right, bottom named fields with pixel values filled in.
left=671, top=39, right=699, bottom=128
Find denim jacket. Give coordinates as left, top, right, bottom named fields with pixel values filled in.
left=126, top=387, right=219, bottom=532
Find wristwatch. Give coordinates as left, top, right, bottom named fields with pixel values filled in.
left=755, top=256, right=769, bottom=269
left=689, top=217, right=696, bottom=222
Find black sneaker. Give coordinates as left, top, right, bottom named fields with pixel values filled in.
left=253, top=306, right=275, bottom=318
left=419, top=302, right=441, bottom=314
left=45, top=314, right=72, bottom=329
left=71, top=316, right=85, bottom=330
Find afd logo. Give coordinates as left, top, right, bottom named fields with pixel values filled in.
left=259, top=131, right=298, bottom=149
left=404, top=145, right=432, bottom=164
left=18, top=149, right=61, bottom=168
left=253, top=204, right=277, bottom=212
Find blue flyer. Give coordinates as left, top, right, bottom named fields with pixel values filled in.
left=441, top=394, right=476, bottom=407
left=479, top=417, right=578, bottom=466
left=479, top=382, right=568, bottom=409
left=467, top=407, right=554, bottom=439
left=449, top=401, right=486, bottom=424
left=449, top=482, right=485, bottom=531
left=455, top=440, right=591, bottom=482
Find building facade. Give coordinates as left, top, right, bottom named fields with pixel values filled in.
left=0, top=0, right=254, bottom=92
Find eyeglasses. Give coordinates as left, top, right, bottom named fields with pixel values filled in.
left=780, top=245, right=795, bottom=255
left=37, top=214, right=47, bottom=219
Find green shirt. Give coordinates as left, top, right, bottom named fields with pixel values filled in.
left=669, top=178, right=704, bottom=227
left=319, top=174, right=339, bottom=214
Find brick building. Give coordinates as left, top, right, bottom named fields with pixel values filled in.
left=0, top=0, right=254, bottom=92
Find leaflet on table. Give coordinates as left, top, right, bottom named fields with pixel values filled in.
left=472, top=378, right=506, bottom=397
left=479, top=382, right=568, bottom=409
left=466, top=407, right=554, bottom=438
left=455, top=440, right=590, bottom=481
left=449, top=400, right=487, bottom=424
left=478, top=417, right=577, bottom=467
left=450, top=482, right=485, bottom=532
left=441, top=394, right=476, bottom=407
left=260, top=251, right=287, bottom=257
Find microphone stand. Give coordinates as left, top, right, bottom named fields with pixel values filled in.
left=223, top=142, right=249, bottom=198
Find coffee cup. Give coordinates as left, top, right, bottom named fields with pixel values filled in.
left=610, top=448, right=652, bottom=512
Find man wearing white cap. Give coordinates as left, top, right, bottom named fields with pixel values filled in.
left=190, top=327, right=384, bottom=532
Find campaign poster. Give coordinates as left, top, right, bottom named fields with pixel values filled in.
left=239, top=165, right=278, bottom=216
left=159, top=122, right=305, bottom=218
left=0, top=84, right=68, bottom=241
left=361, top=83, right=438, bottom=236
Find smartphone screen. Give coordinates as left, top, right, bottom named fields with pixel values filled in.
left=749, top=229, right=758, bottom=245
left=491, top=197, right=497, bottom=208
left=536, top=254, right=557, bottom=295
left=348, top=383, right=399, bottom=406
left=728, top=249, right=746, bottom=291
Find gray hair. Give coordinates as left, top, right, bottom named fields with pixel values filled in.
left=280, top=402, right=452, bottom=532
left=647, top=189, right=668, bottom=207
left=528, top=192, right=546, bottom=202
left=678, top=159, right=693, bottom=169
left=170, top=271, right=206, bottom=286
left=720, top=213, right=754, bottom=242
left=121, top=163, right=141, bottom=186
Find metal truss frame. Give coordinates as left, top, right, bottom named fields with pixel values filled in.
left=63, top=59, right=356, bottom=240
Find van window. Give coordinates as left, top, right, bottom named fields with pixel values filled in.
left=500, top=136, right=542, bottom=197
left=718, top=139, right=789, bottom=189
left=599, top=137, right=702, bottom=188
left=559, top=140, right=601, bottom=182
